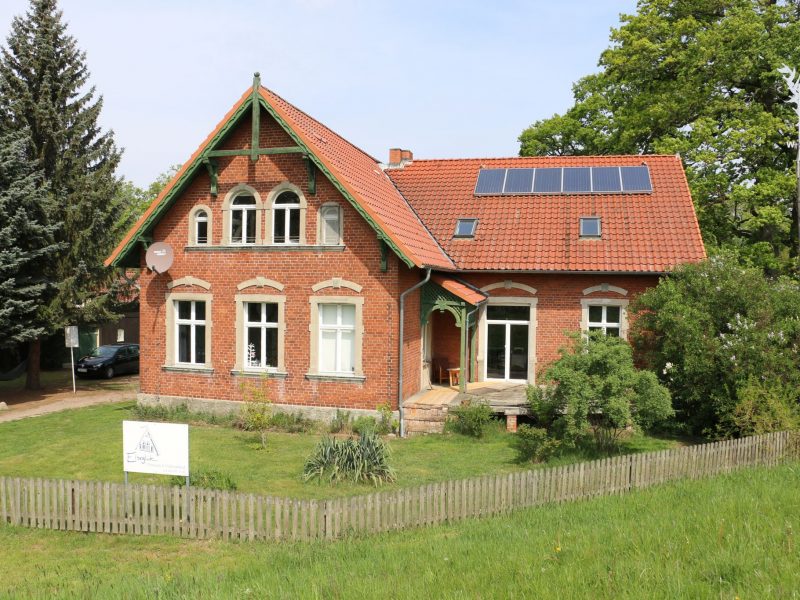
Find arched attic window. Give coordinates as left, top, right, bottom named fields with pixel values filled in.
left=319, top=203, right=342, bottom=245
left=195, top=210, right=209, bottom=244
left=231, top=195, right=257, bottom=245
left=273, top=191, right=301, bottom=244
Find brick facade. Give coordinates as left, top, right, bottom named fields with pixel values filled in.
left=132, top=103, right=669, bottom=416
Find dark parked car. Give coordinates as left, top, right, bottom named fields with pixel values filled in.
left=75, top=343, right=139, bottom=379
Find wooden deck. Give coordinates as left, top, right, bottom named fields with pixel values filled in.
left=406, top=381, right=528, bottom=415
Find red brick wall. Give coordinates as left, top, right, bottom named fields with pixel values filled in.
left=453, top=273, right=658, bottom=380
left=138, top=108, right=409, bottom=411
left=136, top=107, right=662, bottom=410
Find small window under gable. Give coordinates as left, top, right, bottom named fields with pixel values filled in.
left=195, top=210, right=208, bottom=245
left=580, top=217, right=601, bottom=238
left=454, top=218, right=478, bottom=238
left=319, top=204, right=342, bottom=245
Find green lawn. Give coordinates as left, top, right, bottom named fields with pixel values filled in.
left=0, top=401, right=680, bottom=498
left=1, top=463, right=797, bottom=599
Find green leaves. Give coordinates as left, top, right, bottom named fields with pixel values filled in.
left=530, top=333, right=674, bottom=453
left=303, top=433, right=396, bottom=486
left=632, top=253, right=800, bottom=437
left=519, top=0, right=800, bottom=266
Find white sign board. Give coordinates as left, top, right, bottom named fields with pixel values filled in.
left=64, top=326, right=79, bottom=348
left=122, top=420, right=189, bottom=477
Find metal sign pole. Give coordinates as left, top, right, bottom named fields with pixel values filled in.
left=70, top=347, right=76, bottom=394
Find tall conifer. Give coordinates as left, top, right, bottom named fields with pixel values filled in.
left=0, top=128, right=60, bottom=351
left=0, top=0, right=127, bottom=388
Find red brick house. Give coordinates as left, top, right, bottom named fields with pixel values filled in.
left=107, top=75, right=705, bottom=433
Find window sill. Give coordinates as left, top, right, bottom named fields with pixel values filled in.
left=304, top=373, right=366, bottom=384
left=185, top=245, right=345, bottom=253
left=230, top=370, right=288, bottom=379
left=162, top=365, right=214, bottom=375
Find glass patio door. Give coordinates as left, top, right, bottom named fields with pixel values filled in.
left=485, top=305, right=529, bottom=380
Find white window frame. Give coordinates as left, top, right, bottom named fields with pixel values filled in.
left=580, top=298, right=629, bottom=339
left=318, top=304, right=356, bottom=374
left=188, top=204, right=213, bottom=246
left=195, top=210, right=209, bottom=244
left=243, top=301, right=280, bottom=371
left=230, top=195, right=258, bottom=245
left=307, top=296, right=364, bottom=379
left=273, top=191, right=302, bottom=245
left=174, top=299, right=207, bottom=365
left=481, top=300, right=537, bottom=382
left=319, top=203, right=343, bottom=245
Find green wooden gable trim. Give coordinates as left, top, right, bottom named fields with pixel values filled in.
left=110, top=82, right=418, bottom=269
left=255, top=95, right=416, bottom=268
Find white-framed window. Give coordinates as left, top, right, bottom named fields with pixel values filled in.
left=195, top=210, right=209, bottom=244
left=319, top=204, right=342, bottom=245
left=319, top=304, right=356, bottom=374
left=273, top=191, right=301, bottom=244
left=175, top=300, right=207, bottom=364
left=582, top=300, right=628, bottom=338
left=230, top=195, right=257, bottom=244
left=244, top=302, right=279, bottom=370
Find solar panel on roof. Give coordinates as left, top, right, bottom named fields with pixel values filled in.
left=503, top=169, right=534, bottom=194
left=533, top=168, right=562, bottom=193
left=563, top=167, right=591, bottom=193
left=592, top=167, right=622, bottom=192
left=474, top=169, right=506, bottom=194
left=620, top=166, right=652, bottom=192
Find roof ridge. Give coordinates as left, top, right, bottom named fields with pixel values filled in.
left=261, top=86, right=381, bottom=165
left=404, top=154, right=679, bottom=163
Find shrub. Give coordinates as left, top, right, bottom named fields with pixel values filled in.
left=237, top=376, right=272, bottom=448
left=446, top=400, right=493, bottom=438
left=376, top=402, right=398, bottom=435
left=269, top=411, right=315, bottom=433
left=302, top=432, right=396, bottom=485
left=512, top=425, right=561, bottom=463
left=352, top=415, right=377, bottom=436
left=531, top=332, right=673, bottom=453
left=632, top=253, right=800, bottom=438
left=723, top=377, right=798, bottom=438
left=170, top=469, right=237, bottom=491
left=329, top=409, right=351, bottom=434
left=131, top=403, right=235, bottom=427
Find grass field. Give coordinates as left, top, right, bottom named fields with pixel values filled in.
left=1, top=462, right=797, bottom=599
left=0, top=401, right=680, bottom=498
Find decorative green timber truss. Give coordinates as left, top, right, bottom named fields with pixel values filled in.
left=109, top=73, right=418, bottom=269
left=420, top=281, right=480, bottom=392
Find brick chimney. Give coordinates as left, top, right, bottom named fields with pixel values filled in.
left=388, top=148, right=413, bottom=168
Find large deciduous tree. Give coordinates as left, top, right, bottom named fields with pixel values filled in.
left=0, top=128, right=60, bottom=351
left=519, top=0, right=800, bottom=272
left=0, top=0, right=127, bottom=388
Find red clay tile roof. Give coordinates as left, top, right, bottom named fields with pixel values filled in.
left=431, top=274, right=488, bottom=305
left=386, top=155, right=706, bottom=273
left=260, top=88, right=454, bottom=270
left=107, top=87, right=453, bottom=270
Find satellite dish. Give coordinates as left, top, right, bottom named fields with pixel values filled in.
left=145, top=242, right=174, bottom=274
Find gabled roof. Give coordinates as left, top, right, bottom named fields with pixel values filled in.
left=386, top=155, right=706, bottom=273
left=106, top=85, right=453, bottom=270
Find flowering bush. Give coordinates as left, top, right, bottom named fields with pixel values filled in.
left=632, top=253, right=800, bottom=438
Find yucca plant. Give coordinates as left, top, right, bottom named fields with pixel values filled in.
left=303, top=432, right=396, bottom=485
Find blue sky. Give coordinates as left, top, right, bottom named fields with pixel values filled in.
left=0, top=1, right=637, bottom=188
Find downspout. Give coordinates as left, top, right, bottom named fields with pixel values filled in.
left=398, top=268, right=431, bottom=438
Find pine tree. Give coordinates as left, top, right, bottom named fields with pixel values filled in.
left=0, top=0, right=127, bottom=388
left=0, top=128, right=60, bottom=350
